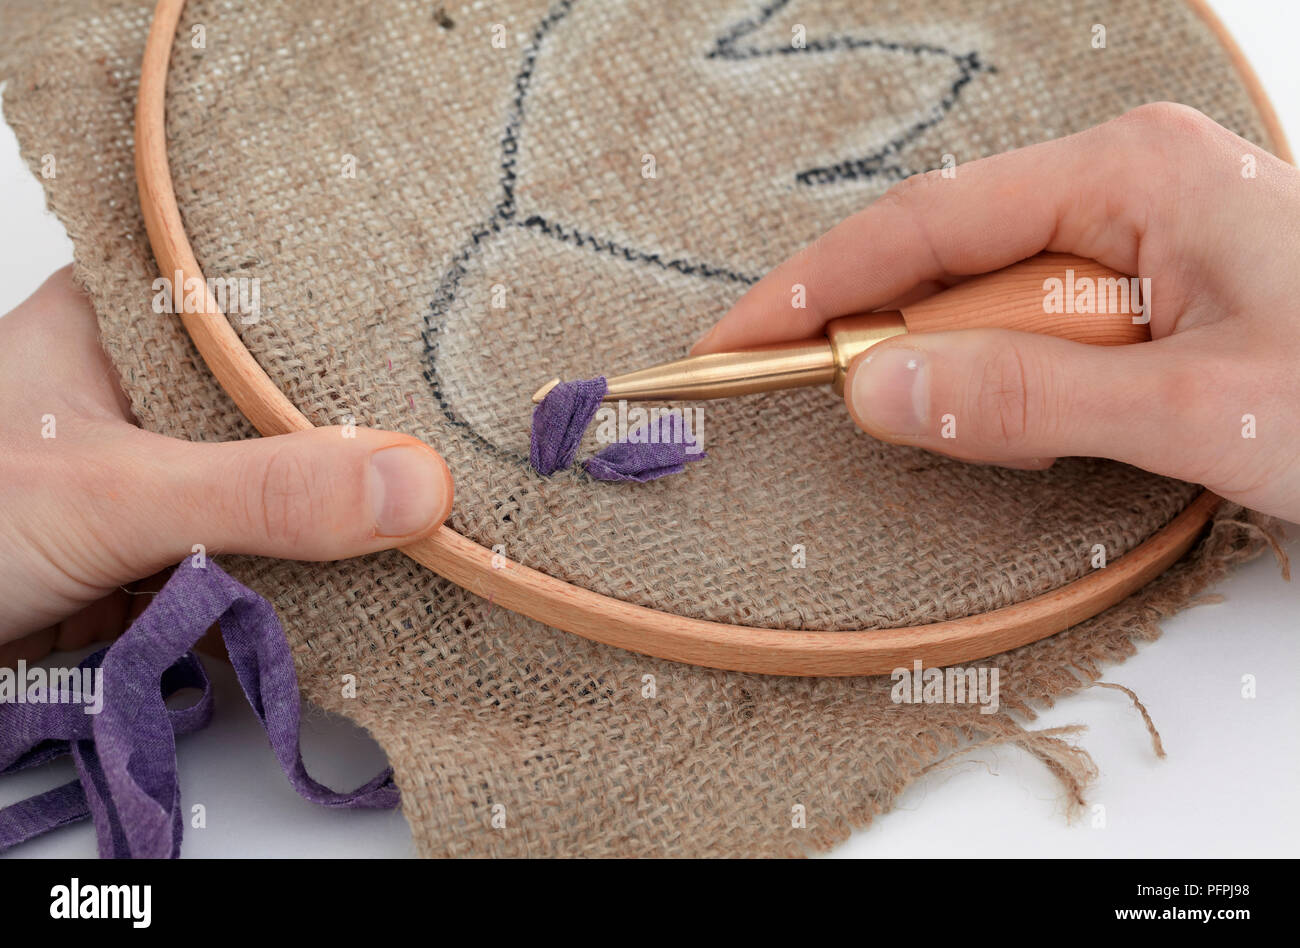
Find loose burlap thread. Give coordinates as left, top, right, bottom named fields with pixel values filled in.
left=0, top=0, right=1286, bottom=855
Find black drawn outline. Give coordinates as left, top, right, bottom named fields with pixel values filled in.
left=420, top=0, right=994, bottom=463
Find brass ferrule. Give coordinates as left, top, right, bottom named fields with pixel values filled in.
left=824, top=311, right=908, bottom=394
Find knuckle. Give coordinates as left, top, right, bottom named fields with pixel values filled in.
left=1103, top=102, right=1231, bottom=236
left=240, top=447, right=321, bottom=547
left=970, top=344, right=1040, bottom=449
left=873, top=170, right=949, bottom=268
left=876, top=169, right=946, bottom=213
left=1115, top=101, right=1223, bottom=149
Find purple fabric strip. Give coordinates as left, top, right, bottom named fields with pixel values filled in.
left=0, top=650, right=212, bottom=856
left=585, top=411, right=706, bottom=482
left=530, top=376, right=608, bottom=475
left=0, top=560, right=398, bottom=858
left=0, top=781, right=89, bottom=850
left=530, top=377, right=706, bottom=482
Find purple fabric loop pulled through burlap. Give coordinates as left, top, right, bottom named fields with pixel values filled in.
left=530, top=377, right=705, bottom=481
left=530, top=376, right=608, bottom=475
left=585, top=411, right=706, bottom=482
left=0, top=561, right=398, bottom=858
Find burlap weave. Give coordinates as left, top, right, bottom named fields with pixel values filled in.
left=0, top=0, right=1284, bottom=855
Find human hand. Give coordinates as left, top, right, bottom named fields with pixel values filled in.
left=0, top=267, right=453, bottom=661
left=693, top=103, right=1300, bottom=522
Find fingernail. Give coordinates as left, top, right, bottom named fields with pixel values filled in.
left=849, top=348, right=930, bottom=437
left=369, top=445, right=450, bottom=537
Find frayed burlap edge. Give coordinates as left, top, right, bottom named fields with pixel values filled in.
left=826, top=505, right=1287, bottom=852
left=889, top=505, right=1287, bottom=835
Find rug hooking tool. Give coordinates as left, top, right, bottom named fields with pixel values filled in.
left=531, top=253, right=1151, bottom=404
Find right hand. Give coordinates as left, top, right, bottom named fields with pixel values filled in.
left=693, top=103, right=1300, bottom=523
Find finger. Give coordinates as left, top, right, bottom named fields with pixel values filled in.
left=97, top=426, right=454, bottom=569
left=692, top=103, right=1236, bottom=355
left=0, top=627, right=57, bottom=668
left=843, top=329, right=1207, bottom=478
left=0, top=594, right=129, bottom=666
left=55, top=589, right=129, bottom=651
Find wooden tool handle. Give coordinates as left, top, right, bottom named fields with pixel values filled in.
left=899, top=253, right=1151, bottom=345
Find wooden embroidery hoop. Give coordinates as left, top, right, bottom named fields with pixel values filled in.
left=133, top=0, right=1287, bottom=676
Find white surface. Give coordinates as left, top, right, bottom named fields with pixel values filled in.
left=1, top=0, right=1297, bottom=858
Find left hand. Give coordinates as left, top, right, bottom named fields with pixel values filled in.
left=0, top=267, right=454, bottom=664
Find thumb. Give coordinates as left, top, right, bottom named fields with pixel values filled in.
left=844, top=330, right=1199, bottom=475
left=109, top=426, right=453, bottom=568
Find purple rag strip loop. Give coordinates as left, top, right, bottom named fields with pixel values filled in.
left=0, top=561, right=398, bottom=858
left=530, top=377, right=705, bottom=482
left=585, top=412, right=706, bottom=482
left=529, top=376, right=608, bottom=475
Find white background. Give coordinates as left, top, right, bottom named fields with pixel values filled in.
left=0, top=1, right=1296, bottom=858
